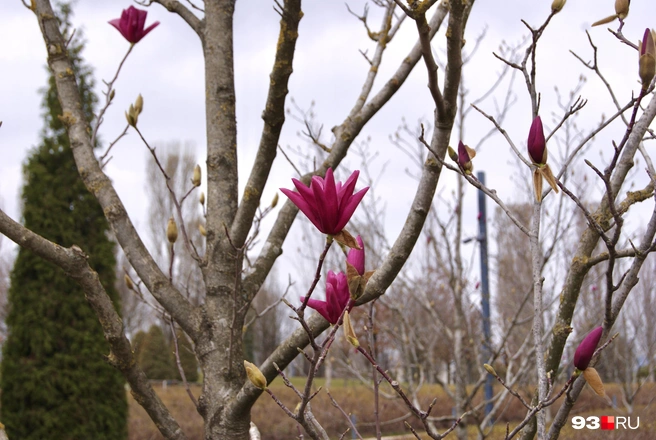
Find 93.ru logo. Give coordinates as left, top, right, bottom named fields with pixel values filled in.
left=572, top=416, right=639, bottom=430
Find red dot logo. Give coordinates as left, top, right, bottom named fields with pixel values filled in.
left=601, top=416, right=615, bottom=430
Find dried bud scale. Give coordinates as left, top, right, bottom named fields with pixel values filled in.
left=124, top=274, right=134, bottom=291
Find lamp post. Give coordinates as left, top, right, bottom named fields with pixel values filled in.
left=477, top=171, right=494, bottom=421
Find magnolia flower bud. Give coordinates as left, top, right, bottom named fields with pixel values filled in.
left=244, top=360, right=267, bottom=390
left=457, top=141, right=476, bottom=175
left=125, top=104, right=138, bottom=127
left=199, top=192, right=205, bottom=206
left=551, top=0, right=566, bottom=13
left=199, top=224, right=207, bottom=236
left=109, top=89, right=116, bottom=102
left=483, top=364, right=497, bottom=376
left=271, top=193, right=279, bottom=208
left=527, top=116, right=547, bottom=165
left=347, top=236, right=365, bottom=275
left=639, top=28, right=656, bottom=91
left=166, top=217, right=178, bottom=244
left=347, top=237, right=374, bottom=300
left=574, top=326, right=603, bottom=370
left=192, top=164, right=201, bottom=187
left=134, top=94, right=144, bottom=115
left=124, top=274, right=134, bottom=291
left=591, top=0, right=630, bottom=27
left=614, top=0, right=629, bottom=19
left=447, top=146, right=459, bottom=163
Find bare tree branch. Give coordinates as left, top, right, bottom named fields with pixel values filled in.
left=231, top=0, right=302, bottom=249
left=241, top=2, right=449, bottom=308
left=138, top=0, right=204, bottom=37
left=537, top=85, right=656, bottom=440
left=0, top=208, right=187, bottom=440
left=29, top=0, right=199, bottom=338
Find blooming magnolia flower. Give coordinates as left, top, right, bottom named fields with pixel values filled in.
left=574, top=326, right=603, bottom=370
left=109, top=6, right=160, bottom=44
left=281, top=168, right=369, bottom=235
left=347, top=236, right=365, bottom=275
left=303, top=271, right=351, bottom=324
left=527, top=116, right=547, bottom=165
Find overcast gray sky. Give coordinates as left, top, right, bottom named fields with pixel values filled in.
left=1, top=1, right=653, bottom=293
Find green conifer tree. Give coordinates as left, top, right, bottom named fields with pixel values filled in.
left=138, top=325, right=175, bottom=381
left=0, top=3, right=127, bottom=439
left=131, top=329, right=147, bottom=359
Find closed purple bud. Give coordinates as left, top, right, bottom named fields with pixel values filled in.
left=457, top=141, right=474, bottom=174
left=573, top=326, right=603, bottom=370
left=347, top=236, right=365, bottom=275
left=528, top=116, right=547, bottom=165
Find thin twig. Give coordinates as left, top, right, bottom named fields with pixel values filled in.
left=92, top=45, right=134, bottom=148
left=326, top=390, right=363, bottom=440
left=135, top=127, right=201, bottom=262
left=168, top=320, right=198, bottom=408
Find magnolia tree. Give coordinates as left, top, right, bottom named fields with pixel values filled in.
left=2, top=0, right=656, bottom=439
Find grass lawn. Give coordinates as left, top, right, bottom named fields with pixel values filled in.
left=128, top=380, right=656, bottom=439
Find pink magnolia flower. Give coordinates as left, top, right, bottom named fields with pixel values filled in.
left=347, top=236, right=365, bottom=275
left=281, top=168, right=369, bottom=235
left=109, top=6, right=160, bottom=44
left=574, top=326, right=603, bottom=370
left=303, top=271, right=351, bottom=324
left=528, top=116, right=547, bottom=165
